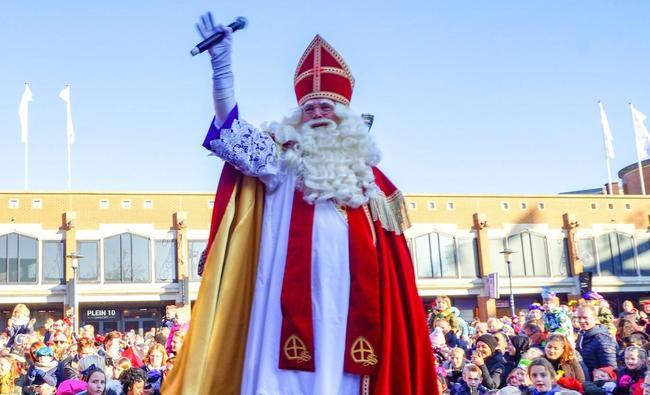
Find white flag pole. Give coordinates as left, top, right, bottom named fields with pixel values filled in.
left=605, top=157, right=613, bottom=194
left=67, top=136, right=72, bottom=191
left=598, top=101, right=615, bottom=194
left=630, top=102, right=647, bottom=195
left=59, top=84, right=74, bottom=191
left=25, top=135, right=29, bottom=191
left=18, top=83, right=32, bottom=190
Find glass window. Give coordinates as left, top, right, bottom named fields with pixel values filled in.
left=578, top=238, right=596, bottom=274
left=597, top=232, right=637, bottom=276
left=131, top=235, right=150, bottom=282
left=43, top=241, right=65, bottom=283
left=438, top=234, right=457, bottom=278
left=638, top=238, right=650, bottom=276
left=189, top=240, right=207, bottom=281
left=489, top=239, right=507, bottom=278
left=457, top=239, right=479, bottom=278
left=7, top=233, right=18, bottom=282
left=411, top=233, right=478, bottom=279
left=414, top=235, right=433, bottom=278
left=530, top=233, right=550, bottom=276
left=505, top=234, right=526, bottom=277
left=618, top=233, right=636, bottom=275
left=549, top=238, right=569, bottom=277
left=0, top=235, right=6, bottom=282
left=77, top=241, right=99, bottom=281
left=429, top=234, right=442, bottom=277
left=155, top=240, right=176, bottom=282
left=104, top=235, right=121, bottom=281
left=504, top=231, right=550, bottom=277
left=0, top=234, right=37, bottom=283
left=104, top=233, right=151, bottom=283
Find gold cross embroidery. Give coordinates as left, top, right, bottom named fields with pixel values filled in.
left=284, top=335, right=312, bottom=363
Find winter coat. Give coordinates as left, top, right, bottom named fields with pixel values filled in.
left=614, top=366, right=647, bottom=395
left=577, top=324, right=618, bottom=372
left=25, top=360, right=59, bottom=393
left=450, top=378, right=488, bottom=395
left=548, top=356, right=586, bottom=382
left=478, top=350, right=506, bottom=389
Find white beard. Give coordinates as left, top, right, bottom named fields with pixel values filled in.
left=268, top=104, right=381, bottom=208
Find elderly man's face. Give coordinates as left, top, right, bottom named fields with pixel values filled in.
left=301, top=99, right=338, bottom=126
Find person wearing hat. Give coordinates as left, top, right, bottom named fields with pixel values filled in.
left=470, top=334, right=506, bottom=389
left=163, top=11, right=438, bottom=395
left=24, top=346, right=58, bottom=391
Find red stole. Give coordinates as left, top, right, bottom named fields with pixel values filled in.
left=278, top=191, right=381, bottom=375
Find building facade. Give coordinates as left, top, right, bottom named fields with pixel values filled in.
left=0, top=191, right=649, bottom=330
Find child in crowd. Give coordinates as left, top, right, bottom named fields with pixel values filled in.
left=450, top=364, right=489, bottom=395
left=430, top=327, right=451, bottom=366
left=443, top=347, right=466, bottom=385
left=528, top=358, right=564, bottom=395
left=617, top=346, right=647, bottom=393
left=585, top=367, right=617, bottom=394
left=506, top=360, right=531, bottom=392
left=77, top=367, right=107, bottom=395
left=434, top=295, right=462, bottom=336
left=25, top=345, right=59, bottom=393
left=5, top=304, right=35, bottom=349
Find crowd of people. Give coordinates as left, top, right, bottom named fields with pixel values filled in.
left=429, top=292, right=650, bottom=395
left=0, top=304, right=186, bottom=395
left=1, top=291, right=649, bottom=395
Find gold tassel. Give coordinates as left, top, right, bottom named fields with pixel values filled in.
left=368, top=190, right=411, bottom=235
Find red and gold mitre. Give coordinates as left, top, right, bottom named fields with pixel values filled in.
left=294, top=35, right=355, bottom=106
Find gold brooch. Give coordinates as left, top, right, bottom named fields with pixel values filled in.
left=350, top=337, right=378, bottom=366
left=284, top=335, right=312, bottom=363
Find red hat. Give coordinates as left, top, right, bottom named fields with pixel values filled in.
left=294, top=35, right=355, bottom=106
left=595, top=366, right=617, bottom=380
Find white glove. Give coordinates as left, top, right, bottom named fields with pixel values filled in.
left=196, top=12, right=236, bottom=125
left=602, top=382, right=616, bottom=393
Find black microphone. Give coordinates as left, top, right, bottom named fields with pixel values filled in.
left=190, top=16, right=247, bottom=56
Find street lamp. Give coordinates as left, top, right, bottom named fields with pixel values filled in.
left=499, top=248, right=517, bottom=318
left=66, top=252, right=83, bottom=333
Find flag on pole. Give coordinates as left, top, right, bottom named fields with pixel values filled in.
left=631, top=104, right=650, bottom=159
left=598, top=101, right=615, bottom=159
left=59, top=85, right=75, bottom=145
left=18, top=84, right=32, bottom=144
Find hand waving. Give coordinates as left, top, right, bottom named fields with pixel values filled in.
left=195, top=12, right=232, bottom=59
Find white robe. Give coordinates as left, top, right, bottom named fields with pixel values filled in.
left=211, top=119, right=361, bottom=394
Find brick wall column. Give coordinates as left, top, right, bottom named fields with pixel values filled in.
left=562, top=213, right=582, bottom=277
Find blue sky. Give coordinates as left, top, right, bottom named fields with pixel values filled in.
left=1, top=1, right=649, bottom=194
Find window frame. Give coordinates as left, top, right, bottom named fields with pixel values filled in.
left=103, top=232, right=152, bottom=283
left=41, top=239, right=65, bottom=284
left=410, top=231, right=479, bottom=280
left=154, top=239, right=177, bottom=283
left=0, top=232, right=38, bottom=284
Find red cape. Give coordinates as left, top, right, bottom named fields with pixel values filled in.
left=200, top=164, right=438, bottom=394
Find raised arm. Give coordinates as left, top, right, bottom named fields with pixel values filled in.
left=195, top=12, right=236, bottom=126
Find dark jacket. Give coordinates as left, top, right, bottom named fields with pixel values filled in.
left=614, top=366, right=647, bottom=395
left=479, top=350, right=506, bottom=389
left=577, top=324, right=618, bottom=372
left=449, top=378, right=488, bottom=395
